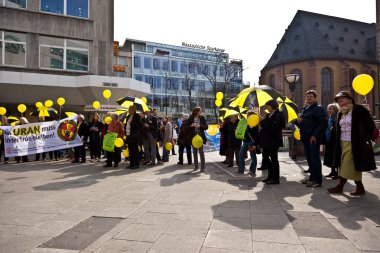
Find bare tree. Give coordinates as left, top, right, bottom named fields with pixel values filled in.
left=182, top=61, right=197, bottom=112
left=196, top=52, right=243, bottom=122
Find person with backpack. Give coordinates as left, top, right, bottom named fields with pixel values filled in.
left=259, top=100, right=285, bottom=184
left=226, top=114, right=242, bottom=168
left=177, top=114, right=192, bottom=165
left=237, top=111, right=260, bottom=175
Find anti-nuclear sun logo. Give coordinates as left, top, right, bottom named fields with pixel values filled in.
left=57, top=120, right=77, bottom=141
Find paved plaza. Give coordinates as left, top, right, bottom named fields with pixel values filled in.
left=0, top=151, right=379, bottom=253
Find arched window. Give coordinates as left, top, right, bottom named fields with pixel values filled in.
left=290, top=69, right=303, bottom=107
left=321, top=67, right=333, bottom=108
left=269, top=74, right=275, bottom=88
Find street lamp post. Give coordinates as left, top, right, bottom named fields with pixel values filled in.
left=284, top=73, right=300, bottom=160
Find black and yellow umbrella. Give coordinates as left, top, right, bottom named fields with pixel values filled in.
left=229, top=85, right=284, bottom=109
left=7, top=116, right=20, bottom=126
left=30, top=107, right=58, bottom=118
left=64, top=112, right=77, bottom=118
left=114, top=109, right=129, bottom=123
left=116, top=96, right=149, bottom=112
left=277, top=97, right=298, bottom=123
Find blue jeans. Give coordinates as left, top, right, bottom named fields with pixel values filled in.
left=303, top=141, right=322, bottom=184
left=238, top=141, right=257, bottom=173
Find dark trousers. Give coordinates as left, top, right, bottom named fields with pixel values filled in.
left=0, top=140, right=8, bottom=162
left=263, top=148, right=279, bottom=182
left=74, top=144, right=86, bottom=162
left=89, top=139, right=101, bottom=159
left=179, top=143, right=192, bottom=164
left=15, top=156, right=28, bottom=162
left=37, top=151, right=58, bottom=161
left=303, top=142, right=322, bottom=184
left=106, top=147, right=121, bottom=166
left=227, top=145, right=240, bottom=166
left=129, top=142, right=139, bottom=167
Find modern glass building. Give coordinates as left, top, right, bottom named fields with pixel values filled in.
left=119, top=39, right=243, bottom=121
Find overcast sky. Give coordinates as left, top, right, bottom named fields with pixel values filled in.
left=114, top=0, right=376, bottom=85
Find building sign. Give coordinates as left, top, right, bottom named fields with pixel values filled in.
left=102, top=82, right=118, bottom=87
left=182, top=42, right=225, bottom=53
left=113, top=65, right=126, bottom=72
left=114, top=41, right=119, bottom=55
left=84, top=105, right=126, bottom=112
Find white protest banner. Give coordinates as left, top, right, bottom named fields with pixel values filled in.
left=0, top=116, right=82, bottom=157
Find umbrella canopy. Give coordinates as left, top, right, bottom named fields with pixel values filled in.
left=30, top=107, right=58, bottom=118
left=229, top=85, right=285, bottom=109
left=116, top=96, right=149, bottom=112
left=277, top=97, right=298, bottom=123
left=7, top=116, right=20, bottom=126
left=64, top=112, right=77, bottom=118
left=219, top=107, right=248, bottom=119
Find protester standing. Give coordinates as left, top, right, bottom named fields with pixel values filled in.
left=328, top=91, right=376, bottom=195
left=219, top=117, right=229, bottom=164
left=89, top=113, right=103, bottom=162
left=0, top=116, right=9, bottom=164
left=186, top=107, right=208, bottom=172
left=226, top=114, right=241, bottom=168
left=238, top=111, right=260, bottom=175
left=260, top=100, right=285, bottom=184
left=295, top=90, right=328, bottom=187
left=105, top=113, right=124, bottom=168
left=15, top=117, right=29, bottom=163
left=324, top=104, right=339, bottom=179
left=125, top=106, right=142, bottom=169
left=177, top=114, right=192, bottom=165
left=73, top=114, right=89, bottom=163
left=142, top=109, right=158, bottom=166
left=161, top=116, right=173, bottom=162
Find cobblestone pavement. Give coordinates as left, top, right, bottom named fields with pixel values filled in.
left=0, top=151, right=379, bottom=253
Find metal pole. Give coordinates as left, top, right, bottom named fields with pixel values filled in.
left=290, top=90, right=296, bottom=160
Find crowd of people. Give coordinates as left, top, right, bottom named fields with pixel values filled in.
left=0, top=90, right=377, bottom=195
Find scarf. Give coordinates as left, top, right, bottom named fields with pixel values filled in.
left=340, top=103, right=353, bottom=115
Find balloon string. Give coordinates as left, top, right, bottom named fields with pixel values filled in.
left=363, top=96, right=367, bottom=104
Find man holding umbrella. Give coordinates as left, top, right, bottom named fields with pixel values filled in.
left=125, top=105, right=142, bottom=169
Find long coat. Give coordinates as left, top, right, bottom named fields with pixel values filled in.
left=333, top=104, right=377, bottom=172
left=259, top=110, right=285, bottom=150
left=185, top=115, right=208, bottom=144
left=125, top=113, right=142, bottom=144
left=323, top=114, right=340, bottom=168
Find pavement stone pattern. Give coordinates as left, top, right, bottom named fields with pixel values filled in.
left=0, top=151, right=379, bottom=253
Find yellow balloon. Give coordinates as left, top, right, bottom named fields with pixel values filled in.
left=44, top=100, right=53, bottom=108
left=104, top=116, right=112, bottom=124
left=114, top=138, right=124, bottom=148
left=138, top=145, right=142, bottom=152
left=0, top=129, right=2, bottom=135
left=192, top=134, right=203, bottom=149
left=18, top=104, right=26, bottom=113
left=294, top=129, right=301, bottom=141
left=352, top=74, right=374, bottom=95
left=141, top=97, right=147, bottom=104
left=165, top=142, right=173, bottom=151
left=215, top=100, right=222, bottom=107
left=247, top=114, right=259, bottom=127
left=35, top=102, right=43, bottom=108
left=103, top=89, right=112, bottom=99
left=57, top=97, right=65, bottom=106
left=123, top=135, right=126, bottom=140
left=123, top=148, right=129, bottom=157
left=93, top=101, right=100, bottom=109
left=0, top=107, right=6, bottom=115
left=216, top=92, right=224, bottom=100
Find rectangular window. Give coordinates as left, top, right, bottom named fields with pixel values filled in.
left=4, top=0, right=26, bottom=8
left=153, top=58, right=160, bottom=70
left=162, top=60, right=169, bottom=71
left=144, top=57, right=151, bottom=69
left=172, top=78, right=179, bottom=90
left=180, top=62, right=186, bottom=73
left=41, top=0, right=89, bottom=18
left=39, top=36, right=88, bottom=71
left=0, top=31, right=26, bottom=67
left=134, top=56, right=140, bottom=68
left=171, top=61, right=177, bottom=72
left=219, top=67, right=225, bottom=76
left=145, top=76, right=153, bottom=88
left=67, top=0, right=88, bottom=18
left=154, top=76, right=161, bottom=89
left=166, top=78, right=171, bottom=89
left=134, top=74, right=143, bottom=81
left=41, top=0, right=64, bottom=14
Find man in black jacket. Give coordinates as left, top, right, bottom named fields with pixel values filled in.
left=125, top=106, right=143, bottom=169
left=295, top=90, right=328, bottom=187
left=142, top=109, right=158, bottom=166
left=74, top=114, right=89, bottom=163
